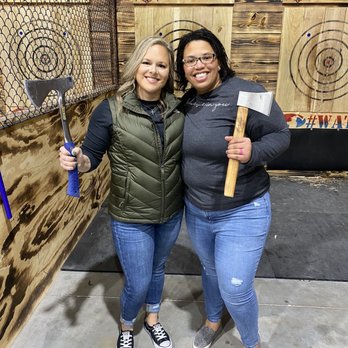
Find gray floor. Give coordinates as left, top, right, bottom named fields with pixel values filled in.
left=62, top=176, right=348, bottom=281
left=12, top=271, right=348, bottom=348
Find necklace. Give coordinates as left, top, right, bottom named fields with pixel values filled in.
left=142, top=103, right=159, bottom=115
left=140, top=100, right=163, bottom=119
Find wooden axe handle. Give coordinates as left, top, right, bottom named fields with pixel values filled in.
left=224, top=106, right=249, bottom=197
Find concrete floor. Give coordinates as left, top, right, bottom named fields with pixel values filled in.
left=12, top=271, right=348, bottom=348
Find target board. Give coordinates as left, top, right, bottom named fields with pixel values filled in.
left=134, top=1, right=233, bottom=62
left=276, top=7, right=348, bottom=129
left=0, top=5, right=93, bottom=115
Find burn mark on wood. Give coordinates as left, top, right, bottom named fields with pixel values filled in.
left=0, top=99, right=109, bottom=348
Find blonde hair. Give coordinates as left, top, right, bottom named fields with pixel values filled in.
left=116, top=36, right=174, bottom=110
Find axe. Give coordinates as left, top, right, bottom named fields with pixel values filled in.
left=224, top=91, right=273, bottom=197
left=0, top=171, right=12, bottom=219
left=24, top=76, right=80, bottom=197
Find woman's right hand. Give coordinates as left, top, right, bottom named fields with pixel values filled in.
left=59, top=146, right=83, bottom=171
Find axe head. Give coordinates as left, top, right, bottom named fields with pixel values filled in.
left=237, top=91, right=273, bottom=116
left=24, top=76, right=74, bottom=108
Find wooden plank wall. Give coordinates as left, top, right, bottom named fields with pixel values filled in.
left=117, top=0, right=283, bottom=94
left=231, top=1, right=283, bottom=93
left=277, top=6, right=348, bottom=112
left=118, top=0, right=347, bottom=123
left=117, top=0, right=135, bottom=75
left=0, top=94, right=111, bottom=347
left=133, top=3, right=233, bottom=62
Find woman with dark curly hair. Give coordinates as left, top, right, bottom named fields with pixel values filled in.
left=176, top=28, right=290, bottom=348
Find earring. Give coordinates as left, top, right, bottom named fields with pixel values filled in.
left=218, top=66, right=221, bottom=71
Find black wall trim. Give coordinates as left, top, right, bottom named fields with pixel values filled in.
left=268, top=129, right=348, bottom=171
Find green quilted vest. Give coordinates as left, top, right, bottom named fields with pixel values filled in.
left=107, top=92, right=184, bottom=223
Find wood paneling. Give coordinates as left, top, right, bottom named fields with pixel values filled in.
left=121, top=0, right=284, bottom=94
left=133, top=0, right=234, bottom=4
left=276, top=6, right=348, bottom=113
left=0, top=94, right=111, bottom=347
left=283, top=0, right=347, bottom=4
left=230, top=2, right=283, bottom=93
left=117, top=1, right=135, bottom=74
left=134, top=4, right=233, bottom=58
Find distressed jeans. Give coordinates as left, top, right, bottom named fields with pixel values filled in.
left=111, top=210, right=183, bottom=327
left=185, top=192, right=271, bottom=348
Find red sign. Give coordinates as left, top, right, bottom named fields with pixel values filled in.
left=285, top=113, right=348, bottom=130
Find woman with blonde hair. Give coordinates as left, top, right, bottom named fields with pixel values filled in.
left=59, top=36, right=184, bottom=348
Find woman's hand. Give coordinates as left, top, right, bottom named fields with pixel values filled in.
left=225, top=136, right=252, bottom=164
left=59, top=146, right=90, bottom=172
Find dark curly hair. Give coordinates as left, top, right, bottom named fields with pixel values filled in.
left=176, top=28, right=235, bottom=91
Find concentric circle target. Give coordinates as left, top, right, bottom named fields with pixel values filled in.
left=155, top=20, right=206, bottom=90
left=289, top=20, right=348, bottom=101
left=155, top=20, right=205, bottom=52
left=10, top=19, right=81, bottom=82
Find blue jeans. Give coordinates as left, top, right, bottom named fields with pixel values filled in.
left=111, top=210, right=183, bottom=327
left=185, top=192, right=271, bottom=348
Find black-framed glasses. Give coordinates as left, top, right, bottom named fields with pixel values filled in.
left=182, top=53, right=216, bottom=67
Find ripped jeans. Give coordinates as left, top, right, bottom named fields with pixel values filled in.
left=185, top=192, right=271, bottom=348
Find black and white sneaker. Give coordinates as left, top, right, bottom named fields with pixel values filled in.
left=117, top=330, right=134, bottom=348
left=144, top=321, right=173, bottom=348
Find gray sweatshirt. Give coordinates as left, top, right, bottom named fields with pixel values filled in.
left=181, top=76, right=290, bottom=210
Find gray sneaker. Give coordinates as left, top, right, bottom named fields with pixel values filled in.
left=193, top=326, right=218, bottom=348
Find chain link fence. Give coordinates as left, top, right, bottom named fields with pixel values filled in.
left=0, top=0, right=118, bottom=129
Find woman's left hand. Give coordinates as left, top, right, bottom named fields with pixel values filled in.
left=225, top=136, right=252, bottom=164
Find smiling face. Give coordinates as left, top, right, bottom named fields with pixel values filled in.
left=183, top=40, right=221, bottom=95
left=135, top=44, right=170, bottom=101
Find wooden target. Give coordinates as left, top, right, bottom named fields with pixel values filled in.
left=276, top=7, right=348, bottom=114
left=134, top=2, right=233, bottom=60
left=0, top=5, right=93, bottom=114
left=10, top=19, right=82, bottom=82
left=289, top=20, right=348, bottom=102
left=155, top=20, right=205, bottom=53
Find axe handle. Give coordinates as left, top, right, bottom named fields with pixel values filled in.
left=0, top=172, right=12, bottom=219
left=224, top=106, right=249, bottom=197
left=64, top=142, right=80, bottom=198
left=58, top=95, right=80, bottom=198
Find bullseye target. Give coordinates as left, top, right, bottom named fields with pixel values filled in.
left=153, top=20, right=207, bottom=92
left=10, top=19, right=82, bottom=82
left=155, top=20, right=205, bottom=51
left=134, top=5, right=233, bottom=62
left=289, top=20, right=348, bottom=101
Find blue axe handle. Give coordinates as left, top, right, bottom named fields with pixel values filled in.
left=64, top=142, right=80, bottom=198
left=0, top=171, right=12, bottom=219
left=23, top=77, right=79, bottom=198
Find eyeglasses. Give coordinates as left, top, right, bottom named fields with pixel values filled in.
left=182, top=53, right=216, bottom=67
